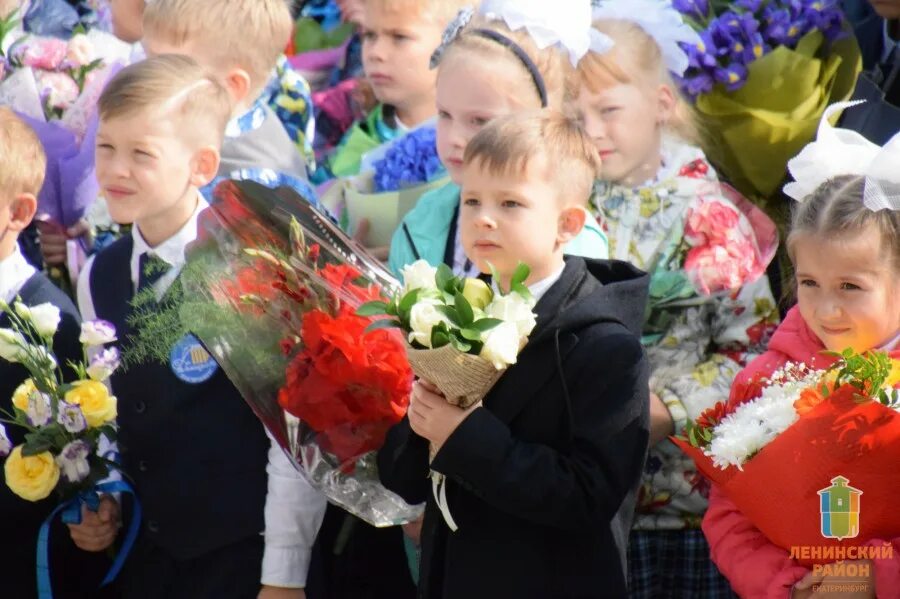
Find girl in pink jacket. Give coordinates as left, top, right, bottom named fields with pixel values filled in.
left=702, top=169, right=900, bottom=598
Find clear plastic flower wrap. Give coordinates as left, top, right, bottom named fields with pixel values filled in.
left=126, top=180, right=422, bottom=527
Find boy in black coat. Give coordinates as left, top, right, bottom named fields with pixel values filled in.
left=378, top=111, right=651, bottom=599
left=0, top=107, right=111, bottom=598
left=840, top=0, right=900, bottom=142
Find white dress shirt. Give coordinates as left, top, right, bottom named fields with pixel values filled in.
left=77, top=195, right=327, bottom=587
left=527, top=263, right=566, bottom=304
left=0, top=246, right=37, bottom=305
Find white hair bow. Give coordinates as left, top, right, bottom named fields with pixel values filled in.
left=784, top=101, right=900, bottom=212
left=479, top=0, right=613, bottom=67
left=591, top=0, right=701, bottom=77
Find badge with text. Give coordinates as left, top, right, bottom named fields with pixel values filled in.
left=169, top=334, right=218, bottom=384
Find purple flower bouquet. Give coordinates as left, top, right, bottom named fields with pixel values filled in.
left=671, top=0, right=862, bottom=200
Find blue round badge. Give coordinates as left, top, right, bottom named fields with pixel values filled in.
left=169, top=334, right=218, bottom=384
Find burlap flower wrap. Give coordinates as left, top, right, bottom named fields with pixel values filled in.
left=405, top=343, right=503, bottom=409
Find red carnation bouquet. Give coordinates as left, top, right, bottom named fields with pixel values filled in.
left=126, top=180, right=419, bottom=526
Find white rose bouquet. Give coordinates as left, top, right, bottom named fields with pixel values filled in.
left=358, top=259, right=537, bottom=408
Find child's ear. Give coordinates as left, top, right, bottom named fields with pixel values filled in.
left=657, top=84, right=676, bottom=127
left=189, top=146, right=221, bottom=188
left=557, top=206, right=587, bottom=245
left=7, top=194, right=38, bottom=232
left=223, top=68, right=253, bottom=104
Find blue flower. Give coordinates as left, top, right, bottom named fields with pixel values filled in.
left=682, top=32, right=719, bottom=70
left=675, top=72, right=715, bottom=99
left=762, top=5, right=805, bottom=46
left=735, top=0, right=763, bottom=13
left=714, top=63, right=749, bottom=91
left=672, top=0, right=709, bottom=21
left=373, top=127, right=445, bottom=193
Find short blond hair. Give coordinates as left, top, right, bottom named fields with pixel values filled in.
left=143, top=0, right=292, bottom=90
left=439, top=16, right=569, bottom=109
left=463, top=110, right=600, bottom=204
left=99, top=54, right=232, bottom=146
left=0, top=108, right=46, bottom=198
left=574, top=19, right=698, bottom=144
left=364, top=0, right=475, bottom=25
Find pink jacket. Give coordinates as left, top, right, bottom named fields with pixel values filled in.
left=702, top=307, right=900, bottom=598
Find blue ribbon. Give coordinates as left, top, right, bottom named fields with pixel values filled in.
left=36, top=480, right=142, bottom=599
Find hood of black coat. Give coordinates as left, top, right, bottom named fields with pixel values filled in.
left=529, top=256, right=649, bottom=344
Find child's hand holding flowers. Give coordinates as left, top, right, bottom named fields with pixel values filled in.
left=408, top=379, right=481, bottom=453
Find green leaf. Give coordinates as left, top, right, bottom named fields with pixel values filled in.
left=356, top=301, right=390, bottom=316
left=511, top=283, right=532, bottom=301
left=470, top=318, right=503, bottom=332
left=365, top=319, right=402, bottom=333
left=449, top=335, right=472, bottom=353
left=487, top=262, right=503, bottom=294
left=435, top=263, right=455, bottom=293
left=21, top=439, right=52, bottom=456
left=431, top=328, right=450, bottom=349
left=510, top=262, right=531, bottom=287
left=398, top=289, right=420, bottom=321
left=436, top=305, right=461, bottom=326
left=454, top=293, right=474, bottom=326
left=460, top=328, right=482, bottom=341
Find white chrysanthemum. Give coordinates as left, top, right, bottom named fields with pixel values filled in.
left=705, top=365, right=823, bottom=469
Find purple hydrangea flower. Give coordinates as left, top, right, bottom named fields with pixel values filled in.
left=373, top=127, right=445, bottom=193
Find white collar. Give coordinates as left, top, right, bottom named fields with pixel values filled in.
left=0, top=246, right=38, bottom=305
left=130, top=194, right=209, bottom=295
left=528, top=263, right=566, bottom=304
left=884, top=20, right=899, bottom=64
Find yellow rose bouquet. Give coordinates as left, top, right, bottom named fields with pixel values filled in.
left=0, top=298, right=139, bottom=595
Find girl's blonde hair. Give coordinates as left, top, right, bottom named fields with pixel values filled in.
left=787, top=175, right=900, bottom=271
left=573, top=19, right=698, bottom=144
left=439, top=16, right=570, bottom=110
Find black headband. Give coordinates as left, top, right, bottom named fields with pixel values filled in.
left=471, top=28, right=549, bottom=108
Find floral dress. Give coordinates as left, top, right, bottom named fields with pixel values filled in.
left=591, top=137, right=780, bottom=532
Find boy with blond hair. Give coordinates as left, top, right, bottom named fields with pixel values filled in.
left=69, top=56, right=326, bottom=599
left=322, top=0, right=476, bottom=179
left=40, top=0, right=320, bottom=274
left=142, top=0, right=317, bottom=191
left=0, top=108, right=110, bottom=598
left=378, top=110, right=651, bottom=598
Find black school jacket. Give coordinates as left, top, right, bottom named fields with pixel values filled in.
left=378, top=257, right=651, bottom=599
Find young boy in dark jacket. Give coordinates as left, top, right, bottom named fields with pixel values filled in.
left=378, top=111, right=651, bottom=599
